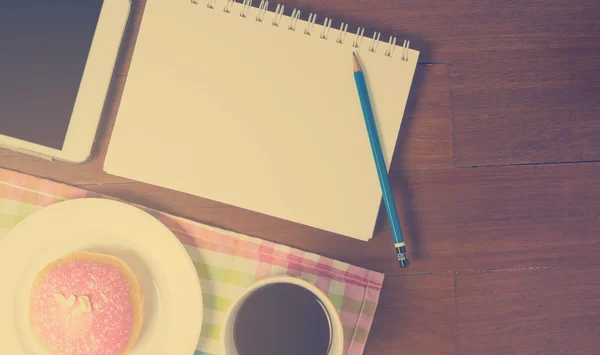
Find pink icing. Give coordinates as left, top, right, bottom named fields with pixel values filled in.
left=31, top=259, right=134, bottom=355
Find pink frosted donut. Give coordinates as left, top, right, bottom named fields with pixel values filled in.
left=29, top=252, right=144, bottom=355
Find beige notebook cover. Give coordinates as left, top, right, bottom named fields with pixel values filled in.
left=104, top=0, right=419, bottom=241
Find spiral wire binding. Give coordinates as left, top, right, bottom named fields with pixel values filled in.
left=289, top=9, right=301, bottom=30
left=192, top=0, right=411, bottom=60
left=320, top=17, right=332, bottom=40
left=223, top=0, right=234, bottom=13
left=272, top=3, right=285, bottom=26
left=256, top=0, right=268, bottom=21
left=385, top=36, right=397, bottom=57
left=336, top=22, right=349, bottom=44
left=304, top=13, right=317, bottom=35
left=368, top=32, right=381, bottom=52
left=401, top=40, right=410, bottom=60
left=352, top=27, right=365, bottom=48
left=240, top=0, right=252, bottom=17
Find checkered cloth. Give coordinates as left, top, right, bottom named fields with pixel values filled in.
left=0, top=168, right=384, bottom=354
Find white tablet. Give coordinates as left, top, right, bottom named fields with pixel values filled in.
left=0, top=0, right=131, bottom=164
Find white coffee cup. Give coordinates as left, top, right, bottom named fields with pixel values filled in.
left=220, top=276, right=344, bottom=355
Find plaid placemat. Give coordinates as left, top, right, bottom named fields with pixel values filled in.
left=0, top=168, right=383, bottom=355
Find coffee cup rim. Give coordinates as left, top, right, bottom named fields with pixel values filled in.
left=219, top=275, right=344, bottom=355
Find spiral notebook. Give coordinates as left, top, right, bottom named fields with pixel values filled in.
left=104, top=0, right=419, bottom=241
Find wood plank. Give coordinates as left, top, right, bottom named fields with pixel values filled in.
left=0, top=76, right=129, bottom=185
left=451, top=56, right=600, bottom=166
left=365, top=273, right=457, bottom=355
left=392, top=64, right=453, bottom=171
left=456, top=267, right=600, bottom=355
left=427, top=0, right=600, bottom=61
left=389, top=163, right=600, bottom=273
left=87, top=162, right=600, bottom=274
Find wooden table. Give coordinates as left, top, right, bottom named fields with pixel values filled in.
left=2, top=1, right=599, bottom=353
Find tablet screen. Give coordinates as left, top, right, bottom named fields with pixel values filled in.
left=0, top=1, right=104, bottom=150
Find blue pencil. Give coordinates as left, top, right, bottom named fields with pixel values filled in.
left=353, top=53, right=409, bottom=268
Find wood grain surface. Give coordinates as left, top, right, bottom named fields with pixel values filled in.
left=2, top=0, right=600, bottom=354
left=366, top=274, right=457, bottom=355
left=457, top=267, right=600, bottom=354
left=451, top=56, right=600, bottom=166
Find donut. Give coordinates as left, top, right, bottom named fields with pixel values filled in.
left=29, top=251, right=144, bottom=355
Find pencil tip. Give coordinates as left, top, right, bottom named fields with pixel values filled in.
left=353, top=53, right=362, bottom=72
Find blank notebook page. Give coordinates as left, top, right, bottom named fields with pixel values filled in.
left=104, top=0, right=419, bottom=241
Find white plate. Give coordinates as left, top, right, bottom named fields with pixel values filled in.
left=0, top=198, right=203, bottom=355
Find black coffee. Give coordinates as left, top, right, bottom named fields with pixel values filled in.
left=233, top=283, right=332, bottom=355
